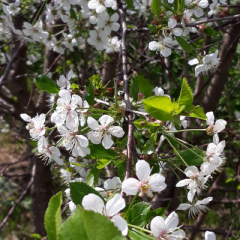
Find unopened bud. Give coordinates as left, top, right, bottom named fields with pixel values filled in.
left=142, top=130, right=151, bottom=138
left=140, top=121, right=147, bottom=127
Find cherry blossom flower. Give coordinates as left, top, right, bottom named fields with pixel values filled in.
left=163, top=18, right=182, bottom=37
left=57, top=125, right=90, bottom=157
left=188, top=50, right=221, bottom=77
left=37, top=137, right=63, bottom=165
left=20, top=113, right=46, bottom=140
left=51, top=90, right=87, bottom=129
left=57, top=70, right=73, bottom=89
left=206, top=111, right=227, bottom=143
left=5, top=0, right=21, bottom=16
left=88, top=0, right=117, bottom=13
left=185, top=0, right=209, bottom=17
left=87, top=115, right=124, bottom=149
left=82, top=193, right=128, bottom=236
left=23, top=21, right=49, bottom=42
left=97, top=12, right=120, bottom=35
left=201, top=140, right=225, bottom=175
left=150, top=212, right=186, bottom=239
left=105, top=36, right=121, bottom=53
left=87, top=30, right=108, bottom=51
left=122, top=160, right=167, bottom=197
left=177, top=197, right=213, bottom=218
left=176, top=166, right=210, bottom=202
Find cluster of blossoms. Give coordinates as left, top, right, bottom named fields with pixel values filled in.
left=148, top=0, right=225, bottom=76
left=1, top=0, right=121, bottom=53
left=175, top=112, right=226, bottom=217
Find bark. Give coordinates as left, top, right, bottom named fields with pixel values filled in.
left=202, top=4, right=240, bottom=112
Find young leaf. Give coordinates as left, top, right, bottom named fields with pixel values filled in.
left=96, top=158, right=111, bottom=169
left=89, top=144, right=118, bottom=159
left=85, top=167, right=100, bottom=187
left=131, top=75, right=153, bottom=101
left=151, top=0, right=162, bottom=16
left=126, top=202, right=151, bottom=227
left=189, top=106, right=207, bottom=120
left=44, top=192, right=62, bottom=240
left=84, top=80, right=94, bottom=105
left=143, top=133, right=157, bottom=154
left=178, top=78, right=193, bottom=109
left=58, top=207, right=87, bottom=240
left=204, top=26, right=217, bottom=36
left=36, top=75, right=59, bottom=94
left=70, top=182, right=104, bottom=206
left=175, top=37, right=192, bottom=53
left=59, top=207, right=126, bottom=240
left=143, top=96, right=173, bottom=121
left=174, top=148, right=205, bottom=166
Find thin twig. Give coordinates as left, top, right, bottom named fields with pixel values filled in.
left=0, top=160, right=36, bottom=232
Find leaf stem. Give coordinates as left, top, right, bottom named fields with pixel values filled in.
left=127, top=223, right=153, bottom=235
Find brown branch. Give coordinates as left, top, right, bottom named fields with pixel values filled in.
left=0, top=161, right=36, bottom=232
left=118, top=4, right=133, bottom=183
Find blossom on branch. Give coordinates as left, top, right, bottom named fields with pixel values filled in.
left=122, top=160, right=167, bottom=197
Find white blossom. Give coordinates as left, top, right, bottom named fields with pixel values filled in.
left=150, top=212, right=186, bottom=239
left=87, top=115, right=124, bottom=149
left=122, top=160, right=167, bottom=197
left=82, top=193, right=128, bottom=235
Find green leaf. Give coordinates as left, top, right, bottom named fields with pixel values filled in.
left=175, top=37, right=192, bottom=53
left=36, top=75, right=59, bottom=94
left=84, top=80, right=94, bottom=105
left=178, top=78, right=193, bottom=109
left=143, top=133, right=157, bottom=154
left=96, top=159, right=111, bottom=169
left=58, top=207, right=87, bottom=240
left=131, top=75, right=153, bottom=101
left=70, top=182, right=104, bottom=206
left=174, top=148, right=205, bottom=166
left=127, top=202, right=151, bottom=227
left=59, top=207, right=126, bottom=240
left=151, top=0, right=162, bottom=16
left=189, top=106, right=207, bottom=120
left=143, top=96, right=173, bottom=121
left=44, top=192, right=62, bottom=240
left=204, top=26, right=217, bottom=36
left=146, top=207, right=164, bottom=221
left=70, top=8, right=77, bottom=20
left=126, top=0, right=134, bottom=9
left=89, top=144, right=118, bottom=159
left=85, top=167, right=100, bottom=187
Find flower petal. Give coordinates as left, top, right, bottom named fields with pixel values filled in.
left=82, top=193, right=105, bottom=214
left=136, top=160, right=151, bottom=181
left=106, top=193, right=125, bottom=217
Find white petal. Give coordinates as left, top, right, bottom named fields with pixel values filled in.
left=148, top=174, right=167, bottom=192
left=165, top=211, right=179, bottom=231
left=195, top=197, right=213, bottom=206
left=108, top=126, right=124, bottom=138
left=206, top=112, right=215, bottom=126
left=82, top=193, right=105, bottom=214
left=168, top=18, right=177, bottom=28
left=173, top=28, right=182, bottom=36
left=149, top=41, right=160, bottom=51
left=213, top=119, right=227, bottom=133
left=20, top=113, right=31, bottom=122
left=106, top=193, right=125, bottom=217
left=76, top=135, right=89, bottom=147
left=184, top=166, right=199, bottom=177
left=87, top=131, right=102, bottom=144
left=150, top=216, right=166, bottom=237
left=87, top=116, right=100, bottom=130
left=122, top=178, right=140, bottom=195
left=99, top=115, right=114, bottom=126
left=188, top=58, right=199, bottom=66
left=176, top=179, right=192, bottom=187
left=177, top=203, right=192, bottom=210
left=111, top=216, right=128, bottom=236
left=136, top=160, right=151, bottom=181
left=102, top=134, right=114, bottom=149
left=205, top=231, right=216, bottom=240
